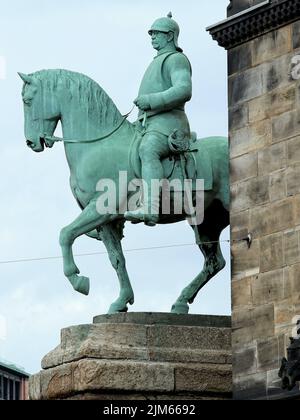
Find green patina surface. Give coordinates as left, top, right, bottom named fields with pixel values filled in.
left=19, top=14, right=229, bottom=315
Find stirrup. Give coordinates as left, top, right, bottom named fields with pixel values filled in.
left=124, top=208, right=159, bottom=226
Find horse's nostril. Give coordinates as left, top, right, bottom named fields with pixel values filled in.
left=26, top=140, right=33, bottom=147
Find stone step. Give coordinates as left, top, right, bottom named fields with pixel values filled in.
left=31, top=313, right=232, bottom=400
left=42, top=322, right=231, bottom=370
left=31, top=359, right=232, bottom=400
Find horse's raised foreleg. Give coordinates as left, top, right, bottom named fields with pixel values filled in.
left=171, top=224, right=226, bottom=314
left=99, top=222, right=134, bottom=314
left=59, top=198, right=114, bottom=295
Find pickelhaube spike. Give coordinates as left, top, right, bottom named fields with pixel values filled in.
left=167, top=12, right=173, bottom=18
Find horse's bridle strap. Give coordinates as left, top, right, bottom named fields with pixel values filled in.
left=45, top=106, right=135, bottom=145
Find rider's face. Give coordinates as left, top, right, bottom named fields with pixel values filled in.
left=150, top=31, right=172, bottom=51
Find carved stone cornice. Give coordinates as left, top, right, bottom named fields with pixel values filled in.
left=207, top=0, right=300, bottom=50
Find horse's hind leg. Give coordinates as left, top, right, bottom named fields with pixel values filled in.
left=100, top=222, right=134, bottom=314
left=171, top=205, right=228, bottom=314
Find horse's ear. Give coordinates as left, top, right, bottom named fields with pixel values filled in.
left=18, top=72, right=32, bottom=84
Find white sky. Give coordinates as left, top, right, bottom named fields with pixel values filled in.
left=0, top=0, right=229, bottom=373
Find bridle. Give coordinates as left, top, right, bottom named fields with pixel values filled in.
left=34, top=78, right=135, bottom=146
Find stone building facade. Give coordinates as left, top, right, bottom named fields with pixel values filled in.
left=209, top=0, right=300, bottom=399
left=0, top=359, right=29, bottom=400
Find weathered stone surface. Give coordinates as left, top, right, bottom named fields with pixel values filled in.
left=230, top=119, right=271, bottom=158
left=274, top=299, right=296, bottom=328
left=231, top=239, right=260, bottom=280
left=28, top=374, right=41, bottom=402
left=147, top=325, right=231, bottom=351
left=232, top=309, right=255, bottom=349
left=265, top=53, right=295, bottom=93
left=252, top=269, right=284, bottom=305
left=232, top=276, right=253, bottom=308
left=251, top=304, right=275, bottom=341
left=175, top=364, right=232, bottom=393
left=148, top=348, right=231, bottom=364
left=272, top=109, right=300, bottom=143
left=31, top=314, right=232, bottom=400
left=228, top=65, right=266, bottom=106
left=233, top=372, right=267, bottom=400
left=93, top=312, right=231, bottom=328
left=42, top=323, right=149, bottom=369
left=287, top=136, right=300, bottom=165
left=284, top=263, right=300, bottom=302
left=228, top=16, right=300, bottom=401
left=293, top=21, right=300, bottom=49
left=228, top=44, right=252, bottom=75
left=61, top=322, right=147, bottom=349
left=233, top=305, right=275, bottom=350
left=284, top=229, right=300, bottom=265
left=259, top=233, right=284, bottom=273
left=250, top=198, right=295, bottom=237
left=231, top=152, right=257, bottom=183
left=248, top=95, right=269, bottom=123
left=258, top=143, right=286, bottom=176
left=253, top=27, right=292, bottom=66
left=65, top=392, right=228, bottom=400
left=257, top=336, right=285, bottom=371
left=73, top=360, right=174, bottom=394
left=230, top=210, right=250, bottom=241
left=231, top=176, right=269, bottom=212
left=294, top=194, right=300, bottom=225
left=249, top=86, right=296, bottom=123
left=42, top=322, right=231, bottom=370
left=286, top=164, right=300, bottom=196
left=283, top=266, right=293, bottom=300
left=235, top=367, right=300, bottom=400
left=233, top=347, right=257, bottom=377
left=270, top=86, right=297, bottom=117
left=269, top=170, right=286, bottom=202
left=229, top=102, right=249, bottom=132
left=40, top=363, right=73, bottom=400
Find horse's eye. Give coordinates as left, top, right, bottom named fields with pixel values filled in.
left=23, top=99, right=31, bottom=106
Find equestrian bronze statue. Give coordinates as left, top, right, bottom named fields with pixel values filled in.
left=19, top=13, right=229, bottom=314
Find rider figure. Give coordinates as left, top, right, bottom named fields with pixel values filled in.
left=125, top=12, right=192, bottom=226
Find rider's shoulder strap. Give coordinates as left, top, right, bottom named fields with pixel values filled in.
left=162, top=52, right=192, bottom=77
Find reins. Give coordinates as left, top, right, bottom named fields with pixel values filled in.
left=44, top=105, right=135, bottom=145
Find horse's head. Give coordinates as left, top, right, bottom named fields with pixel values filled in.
left=19, top=72, right=60, bottom=152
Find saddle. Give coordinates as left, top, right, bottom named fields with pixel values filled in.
left=129, top=129, right=213, bottom=191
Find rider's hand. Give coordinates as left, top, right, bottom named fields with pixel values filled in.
left=134, top=95, right=151, bottom=111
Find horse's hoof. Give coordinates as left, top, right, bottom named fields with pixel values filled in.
left=145, top=220, right=157, bottom=227
left=69, top=275, right=90, bottom=296
left=107, top=303, right=129, bottom=314
left=107, top=296, right=134, bottom=314
left=171, top=302, right=189, bottom=314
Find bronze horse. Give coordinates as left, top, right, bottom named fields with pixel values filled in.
left=19, top=69, right=229, bottom=314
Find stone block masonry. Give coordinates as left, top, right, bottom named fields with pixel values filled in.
left=29, top=313, right=232, bottom=400
left=230, top=22, right=300, bottom=400
left=209, top=0, right=300, bottom=400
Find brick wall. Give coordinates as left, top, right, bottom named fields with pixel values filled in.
left=230, top=22, right=300, bottom=399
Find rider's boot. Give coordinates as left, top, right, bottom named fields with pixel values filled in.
left=125, top=160, right=161, bottom=226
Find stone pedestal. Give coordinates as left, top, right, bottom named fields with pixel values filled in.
left=29, top=313, right=232, bottom=400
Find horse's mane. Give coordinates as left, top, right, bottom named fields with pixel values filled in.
left=31, top=69, right=123, bottom=131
